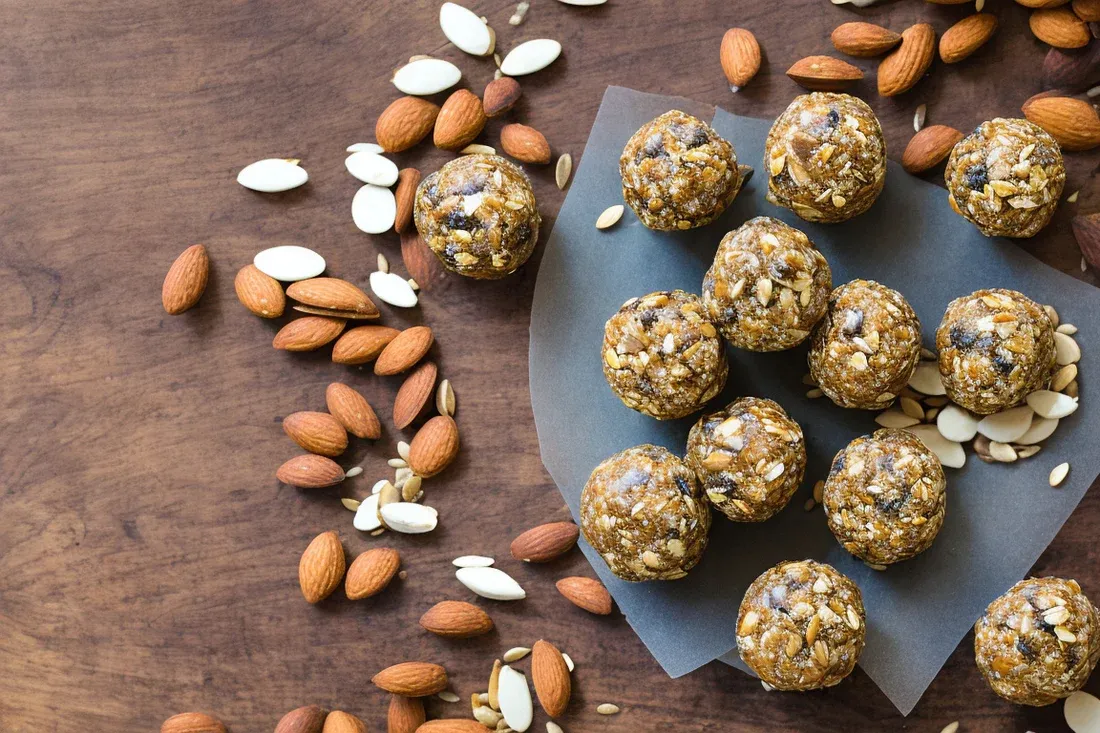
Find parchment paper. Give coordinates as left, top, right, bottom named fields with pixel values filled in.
left=528, top=87, right=1100, bottom=715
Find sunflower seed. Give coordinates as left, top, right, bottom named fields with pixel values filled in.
left=346, top=151, right=399, bottom=186
left=237, top=158, right=309, bottom=192
left=345, top=466, right=364, bottom=478
left=380, top=502, right=438, bottom=534
left=253, top=245, right=325, bottom=282
left=497, top=665, right=533, bottom=732
left=556, top=153, right=573, bottom=190
left=440, top=2, right=495, bottom=56
left=437, top=379, right=456, bottom=417
left=596, top=704, right=620, bottom=715
left=392, top=58, right=462, bottom=95
left=1050, top=462, right=1070, bottom=487
left=503, top=647, right=531, bottom=662
left=347, top=142, right=385, bottom=154
left=369, top=270, right=418, bottom=307
left=500, top=39, right=562, bottom=76
left=1026, top=390, right=1079, bottom=420
left=454, top=555, right=495, bottom=568
left=352, top=184, right=397, bottom=234
left=341, top=497, right=361, bottom=511
left=457, top=567, right=526, bottom=600
left=596, top=204, right=624, bottom=229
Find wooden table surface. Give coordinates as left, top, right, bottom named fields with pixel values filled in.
left=2, top=1, right=1098, bottom=731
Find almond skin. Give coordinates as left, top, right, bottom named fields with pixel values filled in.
left=162, top=244, right=209, bottom=315
left=274, top=705, right=328, bottom=733
left=1072, top=212, right=1100, bottom=270
left=273, top=316, right=346, bottom=351
left=830, top=22, right=901, bottom=58
left=408, top=415, right=459, bottom=478
left=1022, top=95, right=1100, bottom=150
left=388, top=695, right=426, bottom=733
left=483, top=76, right=522, bottom=117
left=555, top=576, right=613, bottom=615
left=346, top=547, right=401, bottom=600
left=902, top=125, right=965, bottom=174
left=299, top=530, right=345, bottom=604
left=786, top=55, right=863, bottom=91
left=234, top=264, right=285, bottom=318
left=878, top=23, right=936, bottom=97
left=394, top=168, right=422, bottom=234
left=371, top=662, right=448, bottom=697
left=434, top=89, right=486, bottom=151
left=286, top=278, right=378, bottom=318
left=531, top=640, right=571, bottom=718
left=1030, top=6, right=1090, bottom=48
left=276, top=454, right=345, bottom=489
left=326, top=382, right=382, bottom=440
left=332, top=325, right=401, bottom=365
left=375, top=326, right=434, bottom=376
left=376, top=96, right=440, bottom=153
left=939, top=13, right=998, bottom=63
left=322, top=712, right=366, bottom=733
left=161, top=712, right=227, bottom=733
left=510, top=521, right=580, bottom=562
left=419, top=600, right=494, bottom=638
left=500, top=123, right=551, bottom=164
left=416, top=721, right=486, bottom=733
left=394, top=361, right=438, bottom=430
left=283, top=411, right=349, bottom=457
left=719, top=28, right=761, bottom=89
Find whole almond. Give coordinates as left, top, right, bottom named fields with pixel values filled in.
left=415, top=721, right=486, bottom=733
left=1030, top=6, right=1090, bottom=48
left=1043, top=44, right=1100, bottom=91
left=408, top=415, right=459, bottom=478
left=395, top=168, right=422, bottom=234
left=1022, top=95, right=1100, bottom=150
left=394, top=361, right=438, bottom=429
left=376, top=96, right=440, bottom=153
left=555, top=576, right=613, bottom=615
left=1072, top=212, right=1100, bottom=269
left=483, top=76, right=522, bottom=117
left=274, top=705, right=327, bottom=733
left=786, top=55, right=863, bottom=91
left=372, top=662, right=448, bottom=697
left=299, top=530, right=345, bottom=604
left=283, top=411, right=349, bottom=457
left=510, top=522, right=579, bottom=562
left=500, top=123, right=551, bottom=164
left=375, top=326, right=434, bottom=376
left=401, top=230, right=444, bottom=292
left=273, top=316, right=346, bottom=351
left=878, top=23, right=936, bottom=97
left=323, top=712, right=366, bottom=733
left=902, top=125, right=965, bottom=173
left=234, top=264, right=285, bottom=318
left=719, top=28, right=761, bottom=89
left=276, top=454, right=345, bottom=488
left=287, top=278, right=378, bottom=318
left=326, top=382, right=382, bottom=440
left=531, top=640, right=571, bottom=718
left=831, top=22, right=901, bottom=57
left=1012, top=0, right=1062, bottom=6
left=161, top=712, right=227, bottom=733
left=939, top=13, right=998, bottom=63
left=346, top=547, right=401, bottom=600
left=419, top=600, right=494, bottom=638
left=434, top=89, right=486, bottom=151
left=1074, top=0, right=1100, bottom=21
left=388, top=695, right=426, bottom=733
left=332, top=325, right=401, bottom=365
left=162, top=244, right=209, bottom=315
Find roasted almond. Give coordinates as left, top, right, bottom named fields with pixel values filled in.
left=419, top=600, right=494, bottom=638
left=332, top=325, right=401, bottom=365
left=1022, top=95, right=1100, bottom=150
left=1043, top=44, right=1100, bottom=91
left=299, top=530, right=346, bottom=604
left=902, top=125, right=964, bottom=173
left=387, top=695, right=426, bottom=733
left=483, top=76, right=522, bottom=117
left=500, top=123, right=551, bottom=164
left=510, top=521, right=579, bottom=562
left=286, top=277, right=378, bottom=318
left=939, top=13, right=998, bottom=63
left=1072, top=212, right=1100, bottom=270
left=401, top=230, right=444, bottom=292
left=786, top=55, right=863, bottom=91
left=831, top=22, right=901, bottom=57
left=162, top=244, right=209, bottom=315
left=555, top=576, right=613, bottom=615
left=719, top=28, right=761, bottom=89
left=273, top=316, right=346, bottom=351
left=276, top=454, right=345, bottom=488
left=161, top=712, right=227, bottom=733
left=346, top=547, right=401, bottom=600
left=376, top=96, right=440, bottom=153
left=394, top=361, right=438, bottom=429
left=283, top=411, right=349, bottom=457
left=322, top=711, right=366, bottom=733
left=274, top=705, right=327, bottom=733
left=234, top=264, right=285, bottom=318
left=415, top=721, right=486, bottom=733
left=375, top=326, right=434, bottom=376
left=394, top=168, right=422, bottom=234
left=1030, top=6, right=1090, bottom=48
left=408, top=415, right=459, bottom=478
left=371, top=661, right=448, bottom=697
left=531, top=640, right=571, bottom=718
left=1074, top=0, right=1100, bottom=22
left=326, top=382, right=381, bottom=440
left=878, top=23, right=935, bottom=97
left=434, top=89, right=486, bottom=151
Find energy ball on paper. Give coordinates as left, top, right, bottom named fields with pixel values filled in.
left=736, top=560, right=866, bottom=691
left=619, top=109, right=750, bottom=231
left=603, top=289, right=728, bottom=420
left=808, top=280, right=922, bottom=410
left=686, top=397, right=807, bottom=522
left=702, top=216, right=832, bottom=352
left=935, top=288, right=1056, bottom=415
left=945, top=118, right=1065, bottom=239
left=823, top=429, right=946, bottom=566
left=763, top=92, right=886, bottom=224
left=580, top=444, right=712, bottom=582
left=974, top=577, right=1100, bottom=706
left=413, top=154, right=540, bottom=279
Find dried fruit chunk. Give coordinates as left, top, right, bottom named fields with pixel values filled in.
left=299, top=530, right=346, bottom=603
left=162, top=244, right=209, bottom=315
left=720, top=28, right=761, bottom=89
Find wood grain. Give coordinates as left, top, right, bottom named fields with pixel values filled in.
left=1, top=1, right=1097, bottom=731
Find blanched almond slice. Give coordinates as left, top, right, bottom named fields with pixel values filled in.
left=369, top=270, right=419, bottom=308
left=453, top=555, right=494, bottom=568
left=237, top=158, right=308, bottom=192
left=1065, top=690, right=1100, bottom=733
left=393, top=58, right=462, bottom=95
left=500, top=39, right=562, bottom=76
left=1016, top=416, right=1059, bottom=445
left=379, top=502, right=438, bottom=533
left=908, top=362, right=946, bottom=395
left=455, top=567, right=526, bottom=600
left=976, top=406, right=1034, bottom=443
left=1055, top=332, right=1082, bottom=365
left=254, top=245, right=326, bottom=281
left=352, top=184, right=397, bottom=234
left=905, top=425, right=966, bottom=469
left=1026, top=390, right=1079, bottom=419
left=347, top=142, right=385, bottom=154
left=988, top=441, right=1018, bottom=463
left=353, top=494, right=382, bottom=531
left=557, top=0, right=607, bottom=4
left=497, top=666, right=533, bottom=733
left=936, top=404, right=979, bottom=442
left=1050, top=462, right=1071, bottom=488
left=874, top=410, right=920, bottom=428
left=596, top=204, right=624, bottom=229
left=345, top=151, right=399, bottom=186
left=440, top=2, right=495, bottom=56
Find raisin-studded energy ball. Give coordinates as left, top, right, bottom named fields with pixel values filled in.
left=413, top=154, right=540, bottom=279
left=686, top=397, right=807, bottom=522
left=808, top=280, right=922, bottom=410
left=823, top=429, right=946, bottom=566
left=763, top=93, right=886, bottom=224
left=702, top=216, right=832, bottom=351
left=580, top=444, right=712, bottom=581
left=945, top=118, right=1065, bottom=239
left=974, top=577, right=1100, bottom=706
left=936, top=288, right=1056, bottom=415
left=737, top=560, right=866, bottom=691
left=603, top=290, right=728, bottom=420
left=619, top=110, right=750, bottom=231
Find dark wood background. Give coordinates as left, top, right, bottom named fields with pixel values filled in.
left=2, top=0, right=1098, bottom=731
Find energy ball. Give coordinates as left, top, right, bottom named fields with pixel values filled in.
left=974, top=577, right=1100, bottom=706
left=936, top=288, right=1056, bottom=415
left=737, top=560, right=866, bottom=691
left=413, top=154, right=540, bottom=279
left=808, top=280, right=922, bottom=410
left=764, top=93, right=886, bottom=224
left=603, top=290, right=728, bottom=420
left=580, top=444, right=712, bottom=582
left=686, top=397, right=807, bottom=522
left=945, top=118, right=1065, bottom=239
left=823, top=429, right=946, bottom=566
left=619, top=110, right=750, bottom=231
left=702, top=216, right=832, bottom=351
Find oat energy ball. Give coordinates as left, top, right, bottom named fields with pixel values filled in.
left=580, top=444, right=712, bottom=581
left=945, top=118, right=1065, bottom=239
left=823, top=429, right=946, bottom=566
left=975, top=577, right=1100, bottom=706
left=737, top=560, right=866, bottom=691
left=619, top=110, right=749, bottom=231
left=808, top=280, right=922, bottom=410
left=686, top=397, right=807, bottom=522
left=936, top=289, right=1056, bottom=415
left=702, top=217, right=832, bottom=351
left=764, top=93, right=886, bottom=223
left=413, top=154, right=540, bottom=279
left=603, top=290, right=728, bottom=420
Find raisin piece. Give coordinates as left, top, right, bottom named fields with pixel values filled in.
left=992, top=353, right=1016, bottom=375
left=950, top=326, right=977, bottom=350
left=827, top=109, right=840, bottom=127
left=840, top=309, right=864, bottom=336
left=515, top=222, right=532, bottom=244
left=683, top=126, right=710, bottom=149
left=675, top=476, right=693, bottom=496
left=446, top=210, right=477, bottom=231
left=639, top=310, right=658, bottom=328
left=638, top=133, right=666, bottom=161
left=964, top=164, right=989, bottom=192
left=1015, top=639, right=1035, bottom=659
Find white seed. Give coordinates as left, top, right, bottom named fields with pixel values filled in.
left=352, top=184, right=397, bottom=234
left=596, top=204, right=624, bottom=229
left=237, top=158, right=308, bottom=192
left=913, top=103, right=926, bottom=133
left=940, top=723, right=959, bottom=733
left=936, top=405, right=979, bottom=442
left=379, top=502, right=439, bottom=534
left=347, top=142, right=385, bottom=154
left=345, top=466, right=364, bottom=478
left=497, top=666, right=533, bottom=732
left=372, top=479, right=391, bottom=495
left=456, top=567, right=526, bottom=600
left=509, top=1, right=530, bottom=25
left=388, top=458, right=408, bottom=468
left=453, top=555, right=495, bottom=568
left=407, top=278, right=419, bottom=291
left=556, top=0, right=607, bottom=4
left=1065, top=690, right=1100, bottom=732
left=556, top=153, right=573, bottom=190
left=908, top=362, right=946, bottom=396
left=976, top=406, right=1035, bottom=443
left=546, top=723, right=564, bottom=733
left=253, top=245, right=326, bottom=282
left=369, top=270, right=419, bottom=307
left=1057, top=323, right=1078, bottom=335
left=437, top=378, right=456, bottom=417
left=875, top=410, right=921, bottom=429
left=376, top=252, right=390, bottom=274
left=392, top=58, right=462, bottom=95
left=988, top=441, right=1018, bottom=463
left=341, top=497, right=361, bottom=511
left=1026, top=390, right=1079, bottom=420
left=805, top=388, right=824, bottom=399
left=345, top=151, right=399, bottom=186
left=1055, top=332, right=1082, bottom=365
left=398, top=441, right=411, bottom=461
left=596, top=704, right=620, bottom=715
left=503, top=646, right=531, bottom=662
left=500, top=39, right=562, bottom=76
left=1050, top=462, right=1070, bottom=487
left=437, top=690, right=461, bottom=703
left=1017, top=416, right=1059, bottom=445
left=440, top=2, right=495, bottom=56
left=353, top=494, right=382, bottom=531
left=562, top=652, right=574, bottom=672
left=905, top=425, right=966, bottom=469
left=461, top=143, right=497, bottom=155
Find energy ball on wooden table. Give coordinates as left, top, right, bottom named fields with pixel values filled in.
left=763, top=92, right=886, bottom=224
left=823, top=429, right=946, bottom=566
left=413, top=154, right=540, bottom=279
left=974, top=577, right=1100, bottom=706
left=936, top=288, right=1056, bottom=415
left=603, top=290, right=728, bottom=420
left=580, top=444, right=712, bottom=582
left=808, top=280, right=922, bottom=410
left=702, top=216, right=832, bottom=352
left=686, top=397, right=807, bottom=522
left=737, top=560, right=866, bottom=691
left=945, top=118, right=1065, bottom=239
left=619, top=109, right=750, bottom=231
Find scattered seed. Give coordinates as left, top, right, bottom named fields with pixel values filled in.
left=801, top=373, right=817, bottom=386
left=438, top=690, right=460, bottom=703
left=813, top=480, right=824, bottom=503
left=1054, top=332, right=1081, bottom=365
left=913, top=104, right=926, bottom=133
left=556, top=153, right=573, bottom=190
left=596, top=704, right=620, bottom=715
left=369, top=270, right=418, bottom=307
left=237, top=158, right=309, bottom=193
left=509, top=1, right=530, bottom=25
left=437, top=378, right=456, bottom=417
left=1014, top=444, right=1041, bottom=459
left=500, top=38, right=562, bottom=76
left=803, top=497, right=816, bottom=511
left=1067, top=190, right=1080, bottom=203
left=975, top=0, right=984, bottom=9
left=562, top=652, right=574, bottom=672
left=1050, top=462, right=1070, bottom=487
left=398, top=441, right=411, bottom=461
left=900, top=397, right=925, bottom=420
left=989, top=441, right=1018, bottom=463
left=388, top=458, right=409, bottom=468
left=865, top=562, right=888, bottom=571
left=345, top=466, right=363, bottom=478
left=454, top=555, right=495, bottom=568
left=940, top=722, right=959, bottom=733
left=407, top=278, right=419, bottom=291
left=806, top=388, right=824, bottom=399
left=341, top=497, right=361, bottom=511
left=462, top=143, right=498, bottom=155
left=921, top=347, right=938, bottom=361
left=1057, top=323, right=1078, bottom=335
left=503, top=646, right=531, bottom=662
left=401, top=475, right=422, bottom=502
left=370, top=528, right=385, bottom=536
left=347, top=142, right=385, bottom=154
left=596, top=204, right=624, bottom=229
left=1052, top=364, right=1078, bottom=392
left=547, top=723, right=564, bottom=733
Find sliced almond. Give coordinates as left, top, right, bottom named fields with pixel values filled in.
left=345, top=151, right=399, bottom=186
left=906, top=425, right=966, bottom=469
left=352, top=184, right=397, bottom=234
left=456, top=567, right=526, bottom=600
left=393, top=58, right=462, bottom=95
left=908, top=362, right=947, bottom=395
left=237, top=158, right=308, bottom=192
left=1050, top=462, right=1070, bottom=487
left=596, top=204, right=624, bottom=229
left=500, top=39, right=562, bottom=76
left=1026, top=390, right=1080, bottom=419
left=875, top=410, right=921, bottom=428
left=1016, top=416, right=1059, bottom=445
left=1055, top=332, right=1082, bottom=365
left=503, top=647, right=531, bottom=662
left=988, top=441, right=1018, bottom=463
left=1053, top=364, right=1078, bottom=392
left=440, top=2, right=495, bottom=56
left=1064, top=689, right=1100, bottom=731
left=936, top=404, right=979, bottom=442
left=976, top=406, right=1035, bottom=443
